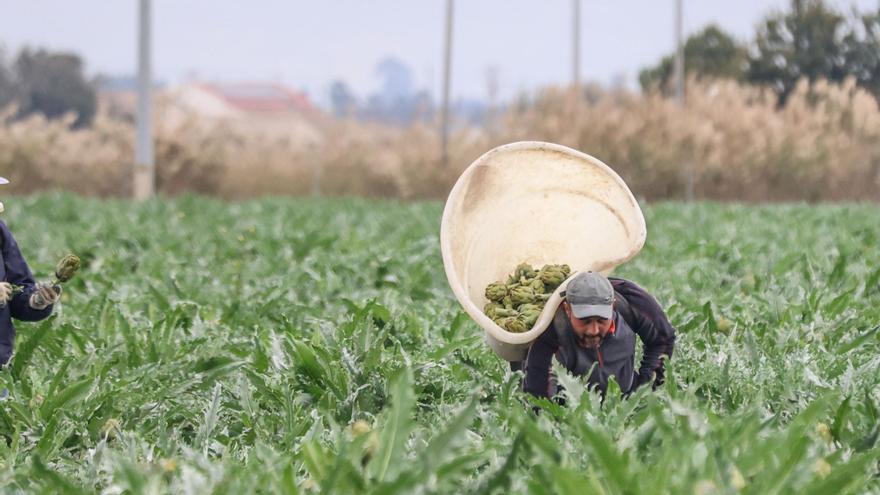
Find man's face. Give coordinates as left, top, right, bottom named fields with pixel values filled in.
left=563, top=301, right=613, bottom=348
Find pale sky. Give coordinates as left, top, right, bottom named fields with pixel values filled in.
left=0, top=1, right=876, bottom=105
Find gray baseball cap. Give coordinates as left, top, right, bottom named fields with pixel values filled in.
left=563, top=271, right=614, bottom=319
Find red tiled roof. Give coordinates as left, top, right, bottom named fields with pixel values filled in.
left=198, top=82, right=313, bottom=113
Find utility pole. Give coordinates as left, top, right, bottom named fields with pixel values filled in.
left=485, top=66, right=499, bottom=138
left=440, top=0, right=454, bottom=166
left=572, top=0, right=581, bottom=89
left=134, top=0, right=155, bottom=199
left=674, top=0, right=684, bottom=104
left=674, top=0, right=692, bottom=201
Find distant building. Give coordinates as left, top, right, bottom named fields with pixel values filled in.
left=98, top=79, right=316, bottom=119
left=170, top=82, right=315, bottom=117
left=165, top=82, right=323, bottom=145
left=98, top=79, right=324, bottom=146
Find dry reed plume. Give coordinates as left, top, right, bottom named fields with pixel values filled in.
left=1, top=77, right=878, bottom=201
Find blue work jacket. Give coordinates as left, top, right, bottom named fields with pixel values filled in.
left=0, top=220, right=54, bottom=366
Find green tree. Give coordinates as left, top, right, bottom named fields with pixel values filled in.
left=329, top=80, right=357, bottom=118
left=0, top=49, right=17, bottom=109
left=840, top=7, right=880, bottom=98
left=747, top=0, right=847, bottom=102
left=14, top=48, right=96, bottom=128
left=639, top=25, right=748, bottom=92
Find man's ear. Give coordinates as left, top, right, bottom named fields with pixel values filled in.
left=562, top=300, right=571, bottom=317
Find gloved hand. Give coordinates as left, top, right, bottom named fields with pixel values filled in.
left=0, top=282, right=12, bottom=307
left=29, top=282, right=61, bottom=310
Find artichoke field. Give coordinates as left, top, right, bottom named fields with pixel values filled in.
left=0, top=193, right=878, bottom=493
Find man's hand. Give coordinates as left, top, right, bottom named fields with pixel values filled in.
left=0, top=282, right=12, bottom=306
left=29, top=282, right=61, bottom=310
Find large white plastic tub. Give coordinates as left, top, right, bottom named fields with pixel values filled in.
left=440, top=142, right=646, bottom=361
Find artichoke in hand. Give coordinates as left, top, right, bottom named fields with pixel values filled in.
left=53, top=254, right=81, bottom=285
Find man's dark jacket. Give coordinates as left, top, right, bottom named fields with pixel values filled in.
left=523, top=278, right=676, bottom=398
left=0, top=220, right=54, bottom=366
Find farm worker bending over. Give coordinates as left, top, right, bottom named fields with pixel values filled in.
left=0, top=177, right=60, bottom=371
left=520, top=271, right=676, bottom=399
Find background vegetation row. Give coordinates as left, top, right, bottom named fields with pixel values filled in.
left=2, top=75, right=880, bottom=202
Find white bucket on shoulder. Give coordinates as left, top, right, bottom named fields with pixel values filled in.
left=440, top=142, right=646, bottom=361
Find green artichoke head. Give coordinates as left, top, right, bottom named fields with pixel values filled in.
left=483, top=302, right=503, bottom=320
left=509, top=286, right=536, bottom=305
left=518, top=303, right=542, bottom=327
left=500, top=316, right=528, bottom=333
left=538, top=264, right=568, bottom=288
left=529, top=278, right=545, bottom=294
left=54, top=254, right=81, bottom=283
left=494, top=307, right=519, bottom=318
left=514, top=263, right=537, bottom=280
left=484, top=282, right=508, bottom=302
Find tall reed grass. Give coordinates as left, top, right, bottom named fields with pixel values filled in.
left=1, top=77, right=878, bottom=201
